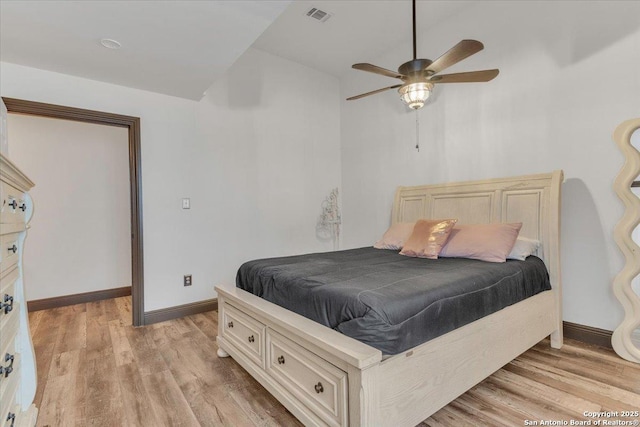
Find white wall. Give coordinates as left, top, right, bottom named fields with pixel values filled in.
left=339, top=1, right=640, bottom=331
left=1, top=47, right=341, bottom=311
left=7, top=115, right=131, bottom=301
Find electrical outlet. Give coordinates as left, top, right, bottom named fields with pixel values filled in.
left=184, top=275, right=192, bottom=286
left=182, top=198, right=190, bottom=209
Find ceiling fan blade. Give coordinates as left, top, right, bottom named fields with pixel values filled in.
left=429, top=69, right=499, bottom=83
left=347, top=84, right=402, bottom=101
left=426, top=40, right=485, bottom=75
left=352, top=63, right=405, bottom=79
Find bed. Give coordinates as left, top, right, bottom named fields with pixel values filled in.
left=215, top=170, right=564, bottom=427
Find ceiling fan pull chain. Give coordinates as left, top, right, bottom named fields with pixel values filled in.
left=415, top=110, right=420, bottom=152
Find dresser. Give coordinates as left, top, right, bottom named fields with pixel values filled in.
left=0, top=153, right=38, bottom=427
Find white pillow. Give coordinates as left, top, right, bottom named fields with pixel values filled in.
left=507, top=237, right=540, bottom=261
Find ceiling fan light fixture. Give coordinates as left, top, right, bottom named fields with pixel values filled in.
left=399, top=82, right=433, bottom=110
left=346, top=0, right=498, bottom=108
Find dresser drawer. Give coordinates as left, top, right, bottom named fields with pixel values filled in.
left=0, top=268, right=19, bottom=328
left=0, top=362, right=19, bottom=427
left=0, top=182, right=26, bottom=225
left=221, top=303, right=266, bottom=368
left=0, top=339, right=20, bottom=401
left=266, top=329, right=348, bottom=427
left=0, top=234, right=20, bottom=275
left=0, top=318, right=18, bottom=364
left=2, top=405, right=20, bottom=427
left=2, top=405, right=21, bottom=427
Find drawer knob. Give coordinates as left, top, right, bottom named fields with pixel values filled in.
left=314, top=382, right=324, bottom=394
left=277, top=355, right=285, bottom=365
left=8, top=245, right=17, bottom=254
left=3, top=353, right=14, bottom=378
left=19, top=203, right=26, bottom=212
left=227, top=321, right=233, bottom=328
left=248, top=335, right=255, bottom=343
left=7, top=200, right=17, bottom=209
left=6, top=412, right=15, bottom=427
left=2, top=294, right=13, bottom=314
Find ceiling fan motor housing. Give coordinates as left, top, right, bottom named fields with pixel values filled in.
left=398, top=59, right=434, bottom=79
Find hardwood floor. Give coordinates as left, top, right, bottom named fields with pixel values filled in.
left=29, top=297, right=640, bottom=427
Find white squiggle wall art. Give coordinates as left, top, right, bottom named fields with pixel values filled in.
left=317, top=188, right=341, bottom=250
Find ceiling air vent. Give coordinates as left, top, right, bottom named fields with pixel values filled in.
left=306, top=7, right=332, bottom=23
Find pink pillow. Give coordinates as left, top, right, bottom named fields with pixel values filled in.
left=399, top=219, right=458, bottom=259
left=374, top=222, right=416, bottom=250
left=439, top=223, right=522, bottom=263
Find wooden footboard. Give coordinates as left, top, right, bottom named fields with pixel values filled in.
left=377, top=290, right=557, bottom=426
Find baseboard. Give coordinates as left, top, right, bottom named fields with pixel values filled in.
left=28, top=286, right=132, bottom=312
left=144, top=299, right=218, bottom=325
left=563, top=321, right=612, bottom=349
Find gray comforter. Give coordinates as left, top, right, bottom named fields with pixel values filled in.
left=236, top=247, right=551, bottom=355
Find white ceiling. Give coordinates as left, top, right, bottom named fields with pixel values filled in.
left=0, top=0, right=475, bottom=100
left=0, top=1, right=291, bottom=100
left=252, top=0, right=474, bottom=77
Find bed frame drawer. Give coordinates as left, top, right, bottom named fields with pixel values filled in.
left=221, top=303, right=265, bottom=368
left=266, top=329, right=348, bottom=427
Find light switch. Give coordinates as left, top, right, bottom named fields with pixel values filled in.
left=182, top=198, right=190, bottom=209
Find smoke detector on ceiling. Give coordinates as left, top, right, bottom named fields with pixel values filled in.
left=100, top=38, right=121, bottom=49
left=305, top=7, right=332, bottom=23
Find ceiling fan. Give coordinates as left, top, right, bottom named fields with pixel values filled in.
left=347, top=0, right=499, bottom=110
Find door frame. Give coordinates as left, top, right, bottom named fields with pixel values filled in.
left=2, top=97, right=145, bottom=326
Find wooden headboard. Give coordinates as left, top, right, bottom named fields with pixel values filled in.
left=391, top=171, right=564, bottom=293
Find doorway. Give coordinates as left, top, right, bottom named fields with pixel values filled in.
left=2, top=97, right=145, bottom=326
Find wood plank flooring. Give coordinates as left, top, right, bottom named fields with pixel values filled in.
left=29, top=297, right=640, bottom=427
